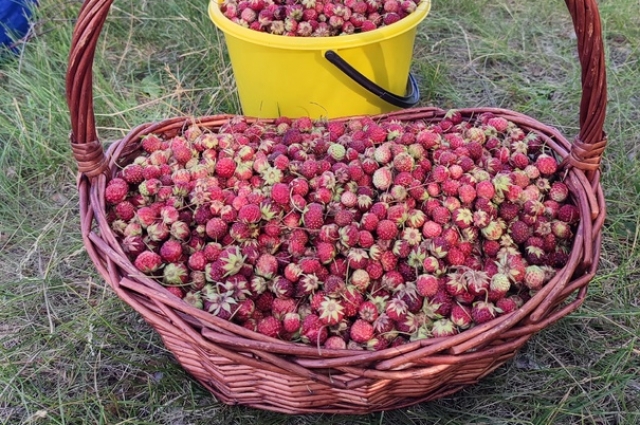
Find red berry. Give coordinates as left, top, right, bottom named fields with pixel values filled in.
left=134, top=251, right=163, bottom=274
left=302, top=203, right=325, bottom=229
left=372, top=167, right=393, bottom=190
left=450, top=304, right=473, bottom=329
left=188, top=251, right=207, bottom=271
left=549, top=182, right=569, bottom=203
left=416, top=274, right=439, bottom=298
left=316, top=242, right=337, bottom=264
left=487, top=117, right=509, bottom=132
left=282, top=312, right=301, bottom=333
left=215, top=157, right=236, bottom=178
left=160, top=240, right=183, bottom=263
left=376, top=219, right=398, bottom=240
left=166, top=286, right=184, bottom=299
left=271, top=183, right=290, bottom=204
left=105, top=178, right=129, bottom=205
left=350, top=319, right=374, bottom=343
left=301, top=314, right=328, bottom=345
left=257, top=316, right=282, bottom=338
left=205, top=218, right=228, bottom=240
left=535, top=154, right=558, bottom=176
left=446, top=247, right=466, bottom=266
left=431, top=206, right=451, bottom=224
left=557, top=204, right=580, bottom=223
left=496, top=297, right=519, bottom=314
left=238, top=203, right=262, bottom=224
left=141, top=134, right=163, bottom=153
left=471, top=301, right=498, bottom=324
left=510, top=220, right=532, bottom=245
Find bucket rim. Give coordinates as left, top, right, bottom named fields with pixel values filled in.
left=208, top=0, right=431, bottom=50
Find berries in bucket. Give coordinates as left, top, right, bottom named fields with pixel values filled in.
left=219, top=0, right=424, bottom=36
left=105, top=111, right=580, bottom=350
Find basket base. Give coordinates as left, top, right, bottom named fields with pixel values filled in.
left=162, top=332, right=526, bottom=414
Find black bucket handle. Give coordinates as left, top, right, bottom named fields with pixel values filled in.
left=324, top=50, right=420, bottom=109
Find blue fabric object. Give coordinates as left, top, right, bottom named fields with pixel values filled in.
left=0, top=0, right=37, bottom=48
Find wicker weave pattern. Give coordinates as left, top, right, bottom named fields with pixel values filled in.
left=66, top=0, right=607, bottom=414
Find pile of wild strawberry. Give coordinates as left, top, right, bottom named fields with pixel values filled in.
left=106, top=111, right=579, bottom=350
left=219, top=0, right=421, bottom=36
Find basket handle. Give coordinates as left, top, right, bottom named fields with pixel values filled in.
left=324, top=50, right=421, bottom=109
left=66, top=0, right=607, bottom=180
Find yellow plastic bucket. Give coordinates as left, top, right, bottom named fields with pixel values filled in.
left=208, top=0, right=431, bottom=119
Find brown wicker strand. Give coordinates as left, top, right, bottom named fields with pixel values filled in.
left=67, top=0, right=113, bottom=157
left=566, top=0, right=607, bottom=179
left=71, top=138, right=108, bottom=178
left=412, top=335, right=531, bottom=366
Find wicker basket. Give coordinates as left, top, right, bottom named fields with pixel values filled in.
left=66, top=0, right=607, bottom=414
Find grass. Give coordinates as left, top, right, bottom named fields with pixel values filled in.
left=1, top=0, right=639, bottom=423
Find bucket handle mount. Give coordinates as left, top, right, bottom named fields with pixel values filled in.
left=324, top=50, right=420, bottom=109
